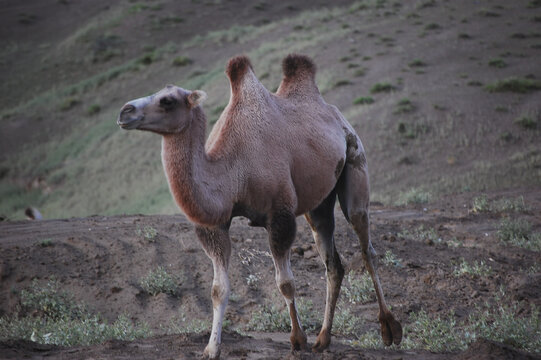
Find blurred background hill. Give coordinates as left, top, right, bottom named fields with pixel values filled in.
left=1, top=0, right=540, bottom=220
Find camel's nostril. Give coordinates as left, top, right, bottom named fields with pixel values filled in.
left=121, top=104, right=135, bottom=114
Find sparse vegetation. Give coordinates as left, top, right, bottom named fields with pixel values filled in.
left=485, top=77, right=541, bottom=93
left=398, top=225, right=440, bottom=244
left=334, top=79, right=352, bottom=87
left=353, top=96, right=374, bottom=105
left=87, top=104, right=101, bottom=115
left=162, top=308, right=210, bottom=335
left=172, top=56, right=192, bottom=67
left=514, top=115, right=538, bottom=130
left=382, top=250, right=402, bottom=267
left=245, top=299, right=319, bottom=332
left=393, top=98, right=415, bottom=114
left=488, top=58, right=507, bottom=68
left=343, top=271, right=375, bottom=304
left=498, top=218, right=541, bottom=251
left=452, top=258, right=492, bottom=277
left=139, top=266, right=180, bottom=296
left=135, top=225, right=158, bottom=241
left=472, top=195, right=528, bottom=213
left=59, top=97, right=81, bottom=111
left=408, top=59, right=426, bottom=67
left=0, top=279, right=151, bottom=346
left=396, top=188, right=430, bottom=205
left=370, top=82, right=395, bottom=93
left=38, top=238, right=53, bottom=247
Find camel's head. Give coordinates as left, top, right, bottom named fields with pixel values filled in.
left=117, top=85, right=207, bottom=134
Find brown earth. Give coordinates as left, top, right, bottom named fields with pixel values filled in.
left=1, top=189, right=540, bottom=359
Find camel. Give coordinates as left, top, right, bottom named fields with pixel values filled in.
left=117, top=54, right=402, bottom=359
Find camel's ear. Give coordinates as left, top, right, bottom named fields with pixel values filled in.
left=187, top=90, right=207, bottom=108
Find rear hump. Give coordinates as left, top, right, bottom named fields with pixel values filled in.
left=276, top=54, right=320, bottom=98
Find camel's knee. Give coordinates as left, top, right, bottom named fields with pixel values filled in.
left=211, top=283, right=229, bottom=307
left=278, top=280, right=296, bottom=300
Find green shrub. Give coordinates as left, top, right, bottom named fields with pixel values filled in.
left=396, top=188, right=430, bottom=205
left=485, top=77, right=541, bottom=93
left=172, top=56, right=192, bottom=67
left=498, top=218, right=541, bottom=251
left=87, top=104, right=101, bottom=115
left=488, top=58, right=507, bottom=68
left=139, top=266, right=180, bottom=296
left=245, top=299, right=319, bottom=332
left=59, top=97, right=80, bottom=111
left=0, top=279, right=151, bottom=346
left=343, top=271, right=375, bottom=304
left=514, top=115, right=537, bottom=129
left=370, top=82, right=395, bottom=93
left=408, top=59, right=426, bottom=67
left=452, top=258, right=492, bottom=277
left=135, top=225, right=158, bottom=241
left=353, top=96, right=374, bottom=105
left=393, top=98, right=414, bottom=114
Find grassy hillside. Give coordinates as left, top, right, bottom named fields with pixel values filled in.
left=1, top=0, right=540, bottom=220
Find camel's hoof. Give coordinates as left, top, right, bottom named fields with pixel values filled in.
left=203, top=343, right=220, bottom=360
left=290, top=331, right=308, bottom=351
left=312, top=329, right=331, bottom=352
left=379, top=313, right=403, bottom=346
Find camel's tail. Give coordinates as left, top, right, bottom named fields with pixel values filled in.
left=276, top=54, right=320, bottom=99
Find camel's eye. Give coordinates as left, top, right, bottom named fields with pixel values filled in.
left=160, top=97, right=176, bottom=108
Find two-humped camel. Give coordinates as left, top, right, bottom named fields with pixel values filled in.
left=117, top=54, right=402, bottom=359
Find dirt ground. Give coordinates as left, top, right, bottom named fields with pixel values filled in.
left=1, top=189, right=540, bottom=359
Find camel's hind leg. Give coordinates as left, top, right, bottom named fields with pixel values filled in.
left=305, top=189, right=344, bottom=352
left=267, top=210, right=307, bottom=351
left=337, top=163, right=403, bottom=346
left=195, top=225, right=232, bottom=360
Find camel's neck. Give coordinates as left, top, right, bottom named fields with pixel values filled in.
left=161, top=107, right=234, bottom=226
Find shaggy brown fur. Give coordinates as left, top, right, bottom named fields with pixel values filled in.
left=117, top=54, right=402, bottom=359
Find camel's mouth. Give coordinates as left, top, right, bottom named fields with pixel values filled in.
left=117, top=116, right=143, bottom=130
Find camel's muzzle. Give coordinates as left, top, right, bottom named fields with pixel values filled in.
left=118, top=103, right=144, bottom=130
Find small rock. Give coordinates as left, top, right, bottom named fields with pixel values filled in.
left=291, top=246, right=304, bottom=256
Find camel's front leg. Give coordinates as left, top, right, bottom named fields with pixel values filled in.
left=195, top=225, right=231, bottom=360
left=268, top=210, right=307, bottom=351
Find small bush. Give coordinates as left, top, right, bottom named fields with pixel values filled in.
left=172, top=56, right=192, bottom=67
left=59, top=97, right=80, bottom=111
left=425, top=23, right=441, bottom=30
left=343, top=271, right=375, bottom=304
left=135, top=225, right=158, bottom=241
left=488, top=58, right=507, bottom=68
left=245, top=299, right=319, bottom=332
left=473, top=195, right=529, bottom=213
left=370, top=82, right=395, bottom=93
left=408, top=59, right=426, bottom=67
left=139, top=266, right=180, bottom=296
left=0, top=279, right=150, bottom=346
left=398, top=225, right=440, bottom=244
left=514, top=115, right=538, bottom=129
left=397, top=188, right=430, bottom=205
left=453, top=258, right=492, bottom=277
left=162, top=308, right=210, bottom=334
left=382, top=250, right=402, bottom=267
left=353, top=96, right=374, bottom=105
left=485, top=77, right=541, bottom=93
left=354, top=68, right=367, bottom=77
left=393, top=98, right=415, bottom=114
left=333, top=306, right=364, bottom=335
left=87, top=104, right=101, bottom=115
left=334, top=79, right=352, bottom=87
left=498, top=218, right=541, bottom=251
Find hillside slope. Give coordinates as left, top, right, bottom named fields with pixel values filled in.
left=1, top=0, right=540, bottom=219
